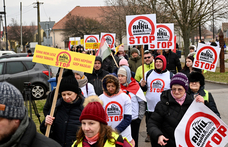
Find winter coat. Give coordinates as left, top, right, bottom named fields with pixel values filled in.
left=102, top=55, right=119, bottom=73
left=128, top=56, right=142, bottom=73
left=163, top=50, right=182, bottom=74
left=187, top=86, right=220, bottom=117
left=85, top=69, right=109, bottom=96
left=147, top=90, right=193, bottom=147
left=41, top=97, right=84, bottom=147
left=3, top=117, right=61, bottom=147
left=134, top=62, right=155, bottom=82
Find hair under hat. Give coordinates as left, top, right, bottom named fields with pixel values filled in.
left=59, top=75, right=81, bottom=94
left=79, top=95, right=107, bottom=125
left=170, top=72, right=189, bottom=92
left=0, top=82, right=26, bottom=119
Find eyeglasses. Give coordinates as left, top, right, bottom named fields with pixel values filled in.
left=171, top=88, right=184, bottom=93
left=144, top=56, right=151, bottom=59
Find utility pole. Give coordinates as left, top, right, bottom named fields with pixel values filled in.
left=0, top=0, right=8, bottom=50
left=20, top=2, right=22, bottom=53
left=33, top=1, right=43, bottom=45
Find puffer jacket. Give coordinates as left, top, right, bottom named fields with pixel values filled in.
left=85, top=68, right=109, bottom=96
left=163, top=50, right=181, bottom=74
left=128, top=56, right=142, bottom=73
left=41, top=97, right=84, bottom=147
left=147, top=90, right=193, bottom=147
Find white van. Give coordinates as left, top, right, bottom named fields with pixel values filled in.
left=0, top=51, right=16, bottom=56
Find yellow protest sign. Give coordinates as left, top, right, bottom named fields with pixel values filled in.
left=71, top=41, right=77, bottom=45
left=33, top=45, right=95, bottom=74
left=80, top=39, right=84, bottom=46
left=85, top=43, right=100, bottom=50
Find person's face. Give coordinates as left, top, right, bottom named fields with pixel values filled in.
left=155, top=59, right=163, bottom=70
left=131, top=52, right=138, bottom=58
left=118, top=74, right=127, bottom=84
left=165, top=49, right=169, bottom=53
left=74, top=73, right=82, bottom=80
left=0, top=117, right=19, bottom=142
left=61, top=91, right=77, bottom=103
left=157, top=50, right=161, bottom=54
left=189, top=81, right=200, bottom=93
left=171, top=84, right=186, bottom=99
left=94, top=61, right=101, bottom=71
left=118, top=51, right=124, bottom=55
left=190, top=49, right=194, bottom=53
left=106, top=82, right=116, bottom=95
left=144, top=54, right=153, bottom=65
left=186, top=59, right=193, bottom=68
left=81, top=120, right=100, bottom=138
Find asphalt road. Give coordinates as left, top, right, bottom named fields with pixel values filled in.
left=138, top=81, right=228, bottom=147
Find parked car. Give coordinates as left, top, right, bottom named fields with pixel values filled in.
left=0, top=50, right=16, bottom=56
left=0, top=53, right=28, bottom=60
left=0, top=57, right=51, bottom=100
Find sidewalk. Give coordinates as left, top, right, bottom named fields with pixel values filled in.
left=138, top=116, right=151, bottom=147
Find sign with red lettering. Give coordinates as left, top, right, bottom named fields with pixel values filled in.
left=192, top=43, right=220, bottom=72
left=149, top=23, right=174, bottom=49
left=84, top=35, right=99, bottom=50
left=175, top=100, right=228, bottom=147
left=126, top=14, right=157, bottom=48
left=100, top=33, right=116, bottom=49
left=105, top=101, right=123, bottom=122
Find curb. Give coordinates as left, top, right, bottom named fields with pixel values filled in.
left=205, top=79, right=228, bottom=85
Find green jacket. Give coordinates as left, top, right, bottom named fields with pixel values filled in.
left=134, top=62, right=155, bottom=82
left=128, top=56, right=142, bottom=73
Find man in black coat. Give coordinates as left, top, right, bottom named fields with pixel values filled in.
left=0, top=82, right=61, bottom=147
left=85, top=56, right=109, bottom=96
left=163, top=49, right=182, bottom=74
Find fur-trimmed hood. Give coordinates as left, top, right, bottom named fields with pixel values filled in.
left=102, top=74, right=120, bottom=96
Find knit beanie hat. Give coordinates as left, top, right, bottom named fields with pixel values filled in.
left=80, top=95, right=107, bottom=125
left=188, top=72, right=205, bottom=86
left=118, top=45, right=124, bottom=52
left=118, top=67, right=127, bottom=77
left=170, top=72, right=189, bottom=92
left=131, top=48, right=139, bottom=55
left=59, top=75, right=80, bottom=94
left=0, top=82, right=26, bottom=119
left=119, top=59, right=129, bottom=66
left=72, top=70, right=84, bottom=78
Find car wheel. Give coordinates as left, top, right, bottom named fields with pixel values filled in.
left=31, top=83, right=47, bottom=100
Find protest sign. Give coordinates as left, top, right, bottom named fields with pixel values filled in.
left=68, top=37, right=81, bottom=50
left=175, top=100, right=228, bottom=147
left=84, top=35, right=100, bottom=50
left=155, top=23, right=174, bottom=49
left=193, top=43, right=221, bottom=72
left=33, top=45, right=95, bottom=74
left=126, top=14, right=157, bottom=49
left=100, top=33, right=116, bottom=49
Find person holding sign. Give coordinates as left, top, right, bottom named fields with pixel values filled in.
left=99, top=74, right=135, bottom=146
left=72, top=95, right=132, bottom=147
left=187, top=72, right=220, bottom=117
left=147, top=73, right=204, bottom=147
left=40, top=75, right=84, bottom=147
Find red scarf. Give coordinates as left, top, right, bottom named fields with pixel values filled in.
left=120, top=77, right=140, bottom=95
left=85, top=133, right=99, bottom=145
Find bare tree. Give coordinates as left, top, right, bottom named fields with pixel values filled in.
left=62, top=14, right=105, bottom=40
left=8, top=19, right=36, bottom=47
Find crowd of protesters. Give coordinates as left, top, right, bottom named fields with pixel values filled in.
left=0, top=42, right=221, bottom=147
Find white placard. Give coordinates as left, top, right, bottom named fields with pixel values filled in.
left=192, top=43, right=221, bottom=72
left=175, top=100, right=228, bottom=147
left=153, top=23, right=174, bottom=49
left=126, top=14, right=157, bottom=49
left=100, top=33, right=116, bottom=49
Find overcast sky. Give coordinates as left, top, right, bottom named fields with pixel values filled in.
left=2, top=0, right=106, bottom=26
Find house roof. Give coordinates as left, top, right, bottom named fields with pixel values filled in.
left=53, top=6, right=109, bottom=30
left=222, top=22, right=228, bottom=32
